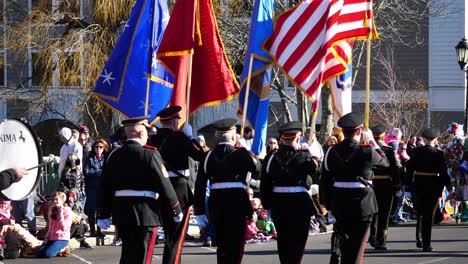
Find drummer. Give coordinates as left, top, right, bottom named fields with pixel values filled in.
left=0, top=168, right=28, bottom=191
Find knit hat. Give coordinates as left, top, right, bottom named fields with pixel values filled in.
left=58, top=127, right=72, bottom=141
left=390, top=128, right=402, bottom=140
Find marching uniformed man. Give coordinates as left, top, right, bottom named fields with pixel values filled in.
left=369, top=124, right=402, bottom=250
left=321, top=112, right=389, bottom=264
left=194, top=118, right=260, bottom=264
left=149, top=106, right=204, bottom=264
left=97, top=116, right=182, bottom=264
left=406, top=128, right=451, bottom=252
left=260, top=121, right=320, bottom=264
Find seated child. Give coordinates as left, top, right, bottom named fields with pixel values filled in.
left=0, top=200, right=42, bottom=259
left=244, top=198, right=269, bottom=243
left=256, top=209, right=277, bottom=239
left=36, top=192, right=72, bottom=258
left=67, top=189, right=92, bottom=248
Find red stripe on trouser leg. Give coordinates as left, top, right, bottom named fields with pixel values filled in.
left=359, top=229, right=369, bottom=264
left=237, top=238, right=246, bottom=264
left=174, top=206, right=192, bottom=264
left=145, top=227, right=158, bottom=264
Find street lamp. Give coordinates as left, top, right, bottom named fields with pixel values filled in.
left=455, top=37, right=468, bottom=134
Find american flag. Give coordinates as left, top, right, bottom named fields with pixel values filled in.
left=264, top=0, right=376, bottom=98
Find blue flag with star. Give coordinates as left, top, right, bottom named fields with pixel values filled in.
left=92, top=0, right=173, bottom=124
left=238, top=0, right=274, bottom=156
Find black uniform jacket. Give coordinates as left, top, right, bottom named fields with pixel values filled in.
left=0, top=169, right=17, bottom=191
left=321, top=139, right=390, bottom=219
left=406, top=145, right=451, bottom=194
left=193, top=143, right=260, bottom=216
left=149, top=128, right=203, bottom=210
left=98, top=140, right=181, bottom=226
left=260, top=145, right=319, bottom=216
left=374, top=142, right=402, bottom=190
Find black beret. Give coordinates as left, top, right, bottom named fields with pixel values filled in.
left=278, top=121, right=302, bottom=137
left=79, top=126, right=89, bottom=133
left=421, top=128, right=439, bottom=140
left=157, top=106, right=181, bottom=120
left=338, top=112, right=365, bottom=130
left=212, top=118, right=238, bottom=133
left=371, top=124, right=386, bottom=135
left=122, top=115, right=151, bottom=127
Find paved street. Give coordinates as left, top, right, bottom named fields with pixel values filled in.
left=3, top=221, right=467, bottom=264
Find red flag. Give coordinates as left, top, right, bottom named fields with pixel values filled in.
left=157, top=0, right=239, bottom=124
left=264, top=0, right=377, bottom=99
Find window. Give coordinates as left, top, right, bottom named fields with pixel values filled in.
left=31, top=0, right=82, bottom=19
left=58, top=50, right=81, bottom=87
left=28, top=0, right=84, bottom=88
left=31, top=50, right=53, bottom=87
left=0, top=0, right=5, bottom=87
left=30, top=49, right=82, bottom=87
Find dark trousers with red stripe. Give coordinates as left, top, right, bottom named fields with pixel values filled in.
left=161, top=207, right=191, bottom=264
left=369, top=181, right=394, bottom=247
left=338, top=219, right=371, bottom=264
left=414, top=190, right=440, bottom=249
left=272, top=213, right=310, bottom=264
left=117, top=225, right=158, bottom=264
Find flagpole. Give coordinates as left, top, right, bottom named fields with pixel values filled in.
left=308, top=99, right=319, bottom=145
left=185, top=54, right=194, bottom=124
left=240, top=54, right=254, bottom=138
left=145, top=75, right=150, bottom=116
left=364, top=39, right=371, bottom=130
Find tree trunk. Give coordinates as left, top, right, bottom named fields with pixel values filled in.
left=318, top=86, right=334, bottom=143
left=277, top=77, right=293, bottom=123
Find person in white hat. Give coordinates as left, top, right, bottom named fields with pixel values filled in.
left=58, top=127, right=83, bottom=175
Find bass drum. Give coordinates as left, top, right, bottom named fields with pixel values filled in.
left=0, top=119, right=43, bottom=200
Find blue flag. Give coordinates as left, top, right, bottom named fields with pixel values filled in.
left=92, top=0, right=173, bottom=124
left=238, top=0, right=275, bottom=156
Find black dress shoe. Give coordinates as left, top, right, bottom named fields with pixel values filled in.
left=80, top=240, right=93, bottom=249
left=375, top=245, right=387, bottom=250
left=416, top=241, right=423, bottom=248
left=368, top=237, right=376, bottom=248
left=423, top=247, right=433, bottom=252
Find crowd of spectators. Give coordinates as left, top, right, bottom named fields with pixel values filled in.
left=1, top=121, right=467, bottom=260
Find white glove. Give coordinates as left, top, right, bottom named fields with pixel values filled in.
left=361, top=129, right=373, bottom=142
left=395, top=190, right=403, bottom=197
left=361, top=129, right=380, bottom=150
left=249, top=179, right=260, bottom=189
left=183, top=123, right=194, bottom=139
left=173, top=212, right=184, bottom=223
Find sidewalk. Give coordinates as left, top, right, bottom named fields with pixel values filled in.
left=35, top=214, right=201, bottom=249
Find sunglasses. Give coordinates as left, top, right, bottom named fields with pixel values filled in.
left=268, top=142, right=277, bottom=144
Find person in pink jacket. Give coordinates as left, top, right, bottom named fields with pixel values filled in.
left=36, top=192, right=72, bottom=258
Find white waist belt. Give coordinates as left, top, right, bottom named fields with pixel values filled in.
left=333, top=181, right=371, bottom=188
left=211, top=182, right=246, bottom=190
left=114, top=190, right=159, bottom=199
left=273, top=186, right=308, bottom=193
left=168, top=169, right=190, bottom=177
